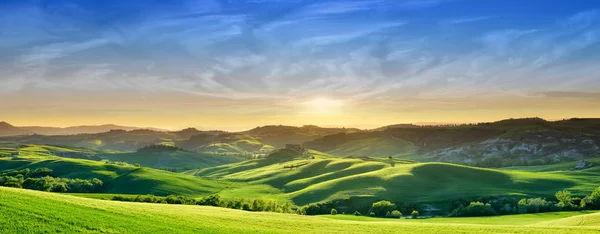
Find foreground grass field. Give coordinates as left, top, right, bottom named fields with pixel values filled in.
left=1, top=187, right=599, bottom=234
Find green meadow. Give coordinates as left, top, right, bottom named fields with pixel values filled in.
left=2, top=187, right=600, bottom=234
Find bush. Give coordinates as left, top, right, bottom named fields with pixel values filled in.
left=302, top=203, right=329, bottom=215
left=330, top=208, right=337, bottom=215
left=517, top=198, right=554, bottom=213
left=369, top=212, right=376, bottom=217
left=411, top=210, right=419, bottom=219
left=31, top=168, right=53, bottom=177
left=555, top=190, right=573, bottom=208
left=198, top=194, right=221, bottom=207
left=371, top=200, right=396, bottom=217
left=353, top=211, right=361, bottom=216
left=588, top=187, right=600, bottom=209
left=388, top=210, right=402, bottom=218
left=450, top=202, right=497, bottom=217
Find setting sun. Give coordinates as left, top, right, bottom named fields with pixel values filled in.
left=304, top=98, right=343, bottom=114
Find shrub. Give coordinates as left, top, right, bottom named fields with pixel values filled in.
left=588, top=187, right=600, bottom=209
left=388, top=210, right=402, bottom=218
left=330, top=208, right=338, bottom=215
left=555, top=190, right=573, bottom=208
left=411, top=210, right=419, bottom=219
left=450, top=202, right=497, bottom=217
left=242, top=203, right=252, bottom=211
left=51, top=183, right=68, bottom=192
left=517, top=198, right=554, bottom=213
left=31, top=168, right=53, bottom=177
left=302, top=203, right=323, bottom=215
left=369, top=212, right=376, bottom=217
left=371, top=200, right=396, bottom=217
left=0, top=176, right=23, bottom=188
left=353, top=211, right=361, bottom=216
left=198, top=194, right=221, bottom=207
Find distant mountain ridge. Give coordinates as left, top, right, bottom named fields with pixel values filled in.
left=0, top=121, right=32, bottom=136
left=2, top=118, right=600, bottom=169
left=0, top=122, right=168, bottom=136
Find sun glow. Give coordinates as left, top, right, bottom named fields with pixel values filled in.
left=304, top=97, right=343, bottom=114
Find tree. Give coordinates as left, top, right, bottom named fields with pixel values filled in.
left=450, top=202, right=498, bottom=217
left=411, top=210, right=419, bottom=219
left=389, top=210, right=402, bottom=218
left=330, top=208, right=338, bottom=215
left=589, top=187, right=600, bottom=209
left=555, top=190, right=573, bottom=207
left=371, top=200, right=396, bottom=217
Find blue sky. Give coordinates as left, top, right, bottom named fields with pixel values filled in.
left=1, top=0, right=600, bottom=129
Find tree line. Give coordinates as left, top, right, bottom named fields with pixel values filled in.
left=111, top=194, right=295, bottom=214
left=296, top=186, right=600, bottom=219
left=0, top=168, right=103, bottom=193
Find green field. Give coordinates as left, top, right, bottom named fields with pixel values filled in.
left=2, top=187, right=599, bottom=234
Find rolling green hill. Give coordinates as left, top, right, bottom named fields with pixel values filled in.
left=304, top=132, right=417, bottom=159
left=188, top=157, right=600, bottom=207
left=0, top=143, right=245, bottom=171
left=104, top=148, right=244, bottom=171
left=1, top=187, right=598, bottom=234
left=0, top=150, right=229, bottom=197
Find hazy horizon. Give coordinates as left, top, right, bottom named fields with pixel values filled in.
left=1, top=116, right=586, bottom=132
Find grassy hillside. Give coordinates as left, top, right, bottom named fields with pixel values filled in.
left=0, top=151, right=229, bottom=197
left=104, top=148, right=244, bottom=171
left=189, top=158, right=600, bottom=206
left=1, top=187, right=598, bottom=233
left=0, top=143, right=244, bottom=171
left=305, top=132, right=417, bottom=159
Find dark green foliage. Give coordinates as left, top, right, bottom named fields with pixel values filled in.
left=112, top=193, right=293, bottom=214
left=353, top=211, right=361, bottom=216
left=31, top=168, right=53, bottom=177
left=0, top=167, right=102, bottom=193
left=517, top=198, right=555, bottom=213
left=583, top=186, right=600, bottom=210
left=388, top=210, right=402, bottom=218
left=330, top=208, right=337, bottom=215
left=0, top=176, right=23, bottom=188
left=450, top=202, right=497, bottom=217
left=137, top=144, right=182, bottom=152
left=371, top=200, right=397, bottom=217
left=302, top=203, right=324, bottom=215
left=555, top=190, right=573, bottom=208
left=198, top=194, right=221, bottom=206
left=411, top=210, right=419, bottom=218
left=369, top=212, right=376, bottom=217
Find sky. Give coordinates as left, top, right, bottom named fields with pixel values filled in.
left=1, top=0, right=600, bottom=131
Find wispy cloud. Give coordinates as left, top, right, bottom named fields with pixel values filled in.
left=448, top=16, right=493, bottom=24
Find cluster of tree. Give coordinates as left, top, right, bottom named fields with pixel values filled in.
left=300, top=199, right=420, bottom=219
left=0, top=168, right=103, bottom=193
left=450, top=188, right=600, bottom=217
left=102, top=160, right=140, bottom=167
left=137, top=144, right=183, bottom=152
left=111, top=194, right=294, bottom=213
left=450, top=202, right=498, bottom=217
